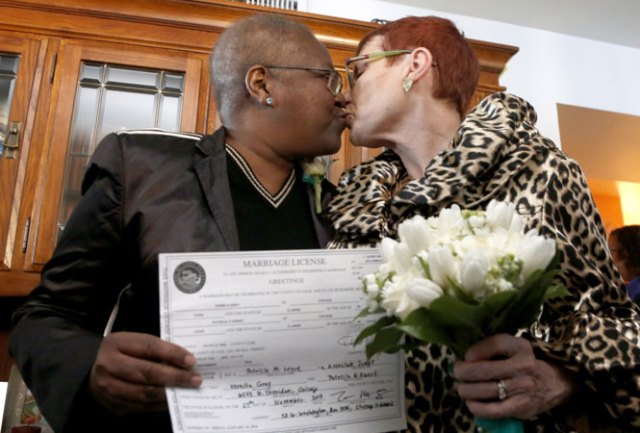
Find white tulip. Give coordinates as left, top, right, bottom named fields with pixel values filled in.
left=417, top=251, right=430, bottom=262
left=381, top=275, right=418, bottom=320
left=439, top=204, right=463, bottom=225
left=488, top=228, right=508, bottom=251
left=394, top=242, right=414, bottom=273
left=398, top=215, right=432, bottom=255
left=405, top=277, right=443, bottom=307
left=516, top=229, right=556, bottom=278
left=503, top=231, right=525, bottom=258
left=427, top=246, right=459, bottom=289
left=508, top=212, right=525, bottom=235
left=394, top=295, right=418, bottom=321
left=467, top=215, right=487, bottom=232
left=428, top=204, right=464, bottom=235
left=380, top=237, right=398, bottom=263
left=461, top=250, right=490, bottom=295
left=456, top=233, right=491, bottom=257
left=378, top=238, right=413, bottom=274
left=486, top=200, right=517, bottom=230
left=377, top=263, right=392, bottom=280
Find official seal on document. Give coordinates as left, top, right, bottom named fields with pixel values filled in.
left=174, top=261, right=206, bottom=294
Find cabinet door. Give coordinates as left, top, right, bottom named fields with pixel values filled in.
left=0, top=34, right=44, bottom=271
left=24, top=40, right=205, bottom=272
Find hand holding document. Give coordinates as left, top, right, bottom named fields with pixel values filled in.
left=159, top=249, right=406, bottom=433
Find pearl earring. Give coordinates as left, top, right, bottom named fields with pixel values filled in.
left=265, top=97, right=274, bottom=107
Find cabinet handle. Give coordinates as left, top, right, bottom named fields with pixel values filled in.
left=50, top=53, right=58, bottom=84
left=22, top=218, right=31, bottom=253
left=3, top=121, right=21, bottom=159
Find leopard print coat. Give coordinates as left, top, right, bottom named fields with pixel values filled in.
left=327, top=93, right=640, bottom=432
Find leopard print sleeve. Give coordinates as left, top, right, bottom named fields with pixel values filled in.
left=531, top=155, right=640, bottom=428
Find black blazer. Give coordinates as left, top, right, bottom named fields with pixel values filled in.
left=10, top=128, right=334, bottom=433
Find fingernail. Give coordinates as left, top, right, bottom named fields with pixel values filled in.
left=184, top=354, right=196, bottom=368
left=191, top=374, right=202, bottom=387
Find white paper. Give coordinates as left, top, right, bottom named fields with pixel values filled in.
left=159, top=248, right=405, bottom=433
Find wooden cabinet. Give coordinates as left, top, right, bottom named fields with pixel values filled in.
left=27, top=40, right=205, bottom=273
left=0, top=34, right=44, bottom=274
left=0, top=0, right=517, bottom=295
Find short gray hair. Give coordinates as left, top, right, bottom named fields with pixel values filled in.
left=211, top=14, right=320, bottom=120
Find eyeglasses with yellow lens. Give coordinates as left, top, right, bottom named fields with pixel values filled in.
left=345, top=49, right=413, bottom=88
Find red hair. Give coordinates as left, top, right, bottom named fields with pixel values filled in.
left=359, top=16, right=479, bottom=117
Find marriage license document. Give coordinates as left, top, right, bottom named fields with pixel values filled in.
left=159, top=249, right=406, bottom=433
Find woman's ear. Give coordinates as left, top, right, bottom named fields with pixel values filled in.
left=406, top=47, right=436, bottom=82
left=245, top=65, right=273, bottom=107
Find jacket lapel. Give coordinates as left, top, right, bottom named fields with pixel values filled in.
left=194, top=128, right=240, bottom=251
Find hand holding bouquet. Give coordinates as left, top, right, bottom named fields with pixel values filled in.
left=355, top=200, right=568, bottom=433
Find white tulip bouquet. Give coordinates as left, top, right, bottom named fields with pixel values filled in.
left=354, top=200, right=568, bottom=433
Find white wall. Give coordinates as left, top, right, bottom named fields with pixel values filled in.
left=307, top=0, right=640, bottom=146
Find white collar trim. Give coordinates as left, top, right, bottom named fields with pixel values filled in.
left=225, top=143, right=296, bottom=208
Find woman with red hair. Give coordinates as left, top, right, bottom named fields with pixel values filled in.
left=329, top=15, right=640, bottom=433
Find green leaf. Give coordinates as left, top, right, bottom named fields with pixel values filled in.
left=544, top=283, right=569, bottom=300
left=397, top=308, right=451, bottom=347
left=354, top=306, right=384, bottom=320
left=448, top=277, right=479, bottom=305
left=481, top=290, right=519, bottom=333
left=400, top=336, right=422, bottom=353
left=380, top=271, right=396, bottom=286
left=417, top=256, right=432, bottom=280
left=482, top=290, right=518, bottom=316
left=428, top=296, right=486, bottom=332
left=487, top=268, right=560, bottom=335
left=365, top=326, right=403, bottom=359
left=353, top=315, right=398, bottom=347
left=398, top=300, right=486, bottom=358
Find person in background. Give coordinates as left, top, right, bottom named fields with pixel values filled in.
left=609, top=225, right=640, bottom=305
left=10, top=14, right=346, bottom=433
left=328, top=15, right=640, bottom=433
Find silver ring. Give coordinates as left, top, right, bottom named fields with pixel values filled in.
left=497, top=379, right=507, bottom=401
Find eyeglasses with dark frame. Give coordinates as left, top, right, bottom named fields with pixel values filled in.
left=265, top=65, right=343, bottom=96
left=345, top=49, right=420, bottom=88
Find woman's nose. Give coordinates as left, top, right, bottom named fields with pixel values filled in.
left=344, top=87, right=352, bottom=104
